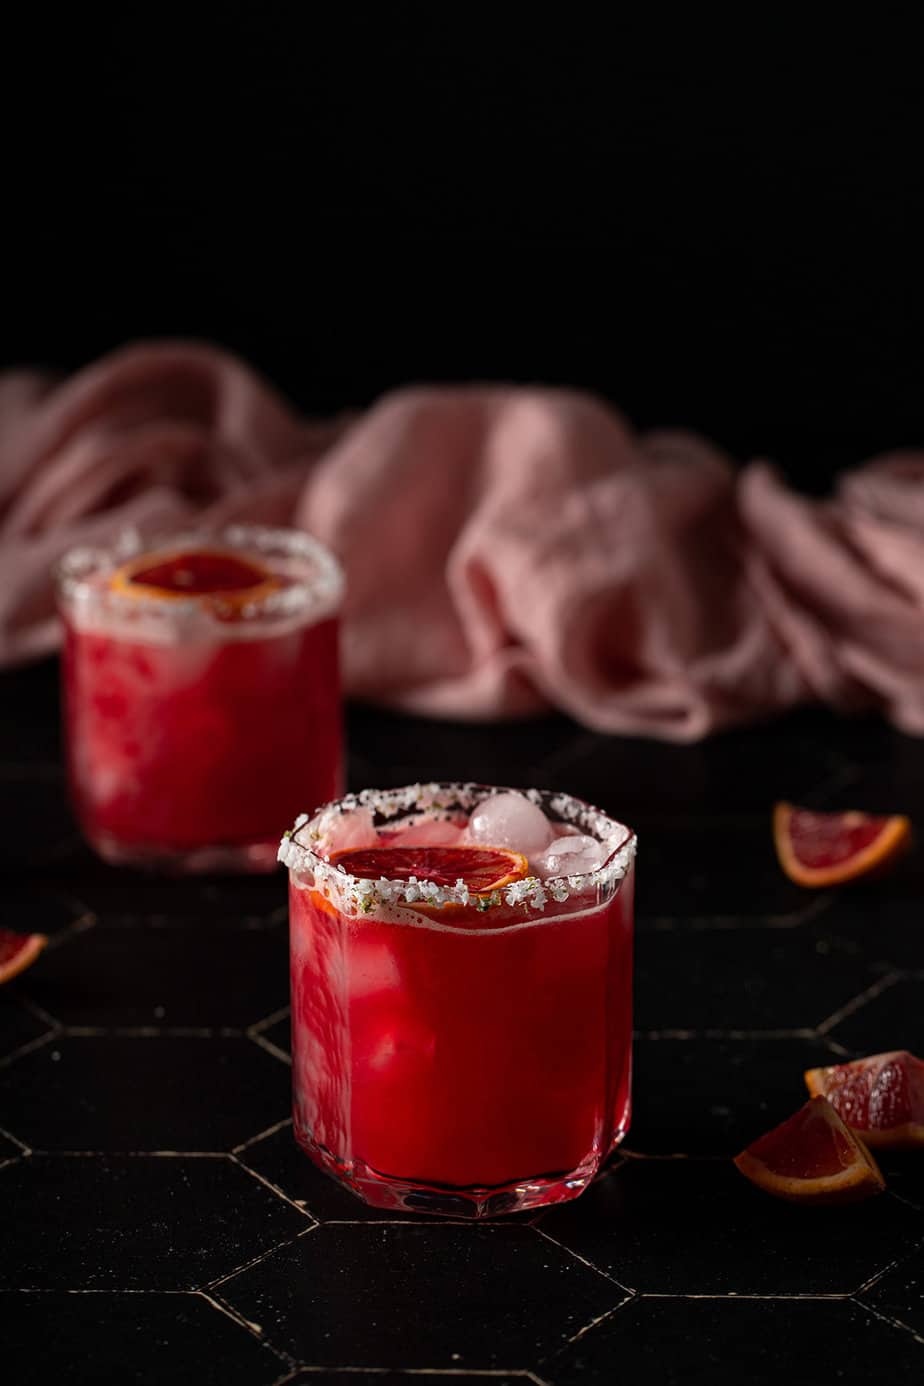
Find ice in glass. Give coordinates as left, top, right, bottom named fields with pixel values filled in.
left=281, top=782, right=636, bottom=1216
left=58, top=525, right=343, bottom=872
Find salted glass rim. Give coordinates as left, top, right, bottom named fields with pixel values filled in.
left=279, top=781, right=637, bottom=933
left=55, top=523, right=344, bottom=631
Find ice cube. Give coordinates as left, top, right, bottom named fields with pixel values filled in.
left=467, top=791, right=553, bottom=856
left=532, top=833, right=605, bottom=879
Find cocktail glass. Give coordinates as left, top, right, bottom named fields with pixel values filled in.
left=57, top=524, right=343, bottom=873
left=281, top=782, right=636, bottom=1216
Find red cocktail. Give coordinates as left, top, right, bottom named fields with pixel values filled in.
left=58, top=525, right=343, bottom=872
left=281, top=783, right=635, bottom=1215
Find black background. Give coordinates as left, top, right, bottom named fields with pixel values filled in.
left=4, top=13, right=923, bottom=490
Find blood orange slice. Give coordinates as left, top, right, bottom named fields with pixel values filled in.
left=110, top=549, right=281, bottom=608
left=773, top=802, right=911, bottom=887
left=804, top=1051, right=924, bottom=1150
left=734, top=1096, right=885, bottom=1204
left=331, top=844, right=529, bottom=896
left=0, top=929, right=47, bottom=985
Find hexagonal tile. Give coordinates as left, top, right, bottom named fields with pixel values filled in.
left=71, top=873, right=286, bottom=926
left=823, top=977, right=924, bottom=1053
left=634, top=814, right=811, bottom=920
left=547, top=1298, right=923, bottom=1383
left=286, top=1376, right=532, bottom=1386
left=0, top=1130, right=22, bottom=1162
left=628, top=1035, right=842, bottom=1155
left=0, top=778, right=82, bottom=874
left=253, top=1014, right=291, bottom=1059
left=24, top=921, right=289, bottom=1028
left=635, top=925, right=878, bottom=1031
left=0, top=1036, right=291, bottom=1152
left=0, top=1290, right=287, bottom=1385
left=0, top=1154, right=308, bottom=1289
left=0, top=999, right=52, bottom=1062
left=539, top=1159, right=923, bottom=1294
left=884, top=1154, right=924, bottom=1213
left=864, top=1244, right=924, bottom=1336
left=1, top=885, right=92, bottom=938
left=814, top=894, right=924, bottom=974
left=219, top=1224, right=627, bottom=1367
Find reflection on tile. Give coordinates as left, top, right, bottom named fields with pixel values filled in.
left=220, top=1224, right=626, bottom=1367
left=1, top=1154, right=308, bottom=1290
left=0, top=1036, right=291, bottom=1152
left=0, top=1290, right=286, bottom=1386
left=540, top=1159, right=923, bottom=1295
left=26, top=922, right=289, bottom=1028
left=548, top=1297, right=922, bottom=1384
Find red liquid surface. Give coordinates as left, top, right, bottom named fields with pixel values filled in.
left=289, top=864, right=634, bottom=1190
left=62, top=611, right=342, bottom=858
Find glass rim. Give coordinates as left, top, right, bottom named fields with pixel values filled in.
left=55, top=522, right=344, bottom=632
left=279, top=781, right=637, bottom=926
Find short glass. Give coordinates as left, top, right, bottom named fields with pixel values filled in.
left=281, top=782, right=636, bottom=1217
left=57, top=524, right=344, bottom=873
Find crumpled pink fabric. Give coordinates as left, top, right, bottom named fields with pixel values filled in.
left=3, top=340, right=924, bottom=741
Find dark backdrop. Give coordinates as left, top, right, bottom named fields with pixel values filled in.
left=4, top=14, right=923, bottom=491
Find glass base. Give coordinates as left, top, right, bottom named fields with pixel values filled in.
left=85, top=830, right=280, bottom=875
left=294, top=1125, right=629, bottom=1218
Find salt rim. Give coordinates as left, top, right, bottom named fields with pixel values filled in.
left=56, top=523, right=344, bottom=627
left=278, top=782, right=637, bottom=915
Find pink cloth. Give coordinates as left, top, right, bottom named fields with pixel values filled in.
left=3, top=340, right=924, bottom=741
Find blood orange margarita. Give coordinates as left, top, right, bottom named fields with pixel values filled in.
left=58, top=525, right=343, bottom=872
left=280, top=783, right=636, bottom=1216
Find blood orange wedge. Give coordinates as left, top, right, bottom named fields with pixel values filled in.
left=0, top=929, right=47, bottom=985
left=804, top=1051, right=924, bottom=1150
left=773, top=802, right=911, bottom=887
left=331, top=845, right=529, bottom=897
left=110, top=549, right=281, bottom=608
left=734, top=1096, right=885, bottom=1204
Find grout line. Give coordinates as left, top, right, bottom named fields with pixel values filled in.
left=640, top=894, right=835, bottom=933
left=229, top=1152, right=317, bottom=1220
left=853, top=1295, right=924, bottom=1347
left=816, top=972, right=901, bottom=1035
left=249, top=1033, right=293, bottom=1067
left=0, top=1029, right=59, bottom=1071
left=62, top=1025, right=245, bottom=1038
left=232, top=1116, right=293, bottom=1155
left=638, top=1291, right=851, bottom=1301
left=20, top=998, right=65, bottom=1029
left=41, top=911, right=98, bottom=955
left=854, top=1232, right=924, bottom=1295
left=533, top=1225, right=635, bottom=1296
left=248, top=1005, right=291, bottom=1037
left=557, top=1297, right=635, bottom=1350
left=0, top=1156, right=20, bottom=1173
left=28, top=1149, right=229, bottom=1158
left=0, top=1125, right=32, bottom=1155
left=205, top=1224, right=316, bottom=1293
left=637, top=1028, right=818, bottom=1041
left=198, top=1290, right=298, bottom=1370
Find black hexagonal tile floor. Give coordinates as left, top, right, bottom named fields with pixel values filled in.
left=1, top=885, right=92, bottom=937
left=546, top=1297, right=923, bottom=1384
left=23, top=921, right=289, bottom=1028
left=253, top=1013, right=291, bottom=1060
left=884, top=1154, right=924, bottom=1213
left=0, top=1130, right=22, bottom=1163
left=67, top=873, right=286, bottom=926
left=864, top=1243, right=924, bottom=1337
left=628, top=1035, right=843, bottom=1155
left=539, top=1158, right=923, bottom=1295
left=633, top=814, right=812, bottom=920
left=815, top=894, right=924, bottom=973
left=1, top=1153, right=309, bottom=1290
left=287, top=1376, right=533, bottom=1386
left=824, top=977, right=924, bottom=1053
left=0, top=999, right=52, bottom=1062
left=0, top=1036, right=291, bottom=1152
left=219, top=1223, right=627, bottom=1368
left=0, top=1290, right=288, bottom=1385
left=634, top=925, right=878, bottom=1031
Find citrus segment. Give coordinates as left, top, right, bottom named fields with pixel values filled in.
left=734, top=1096, right=885, bottom=1204
left=804, top=1051, right=924, bottom=1150
left=0, top=929, right=47, bottom=985
left=330, top=844, right=529, bottom=895
left=773, top=802, right=911, bottom=887
left=110, top=549, right=281, bottom=607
